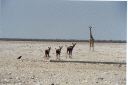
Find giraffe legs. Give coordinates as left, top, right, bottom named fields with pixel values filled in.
left=92, top=41, right=94, bottom=51
left=89, top=40, right=91, bottom=51
left=89, top=40, right=94, bottom=51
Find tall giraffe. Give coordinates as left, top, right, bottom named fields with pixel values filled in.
left=89, top=26, right=94, bottom=51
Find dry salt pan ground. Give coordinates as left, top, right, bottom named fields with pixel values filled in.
left=0, top=41, right=126, bottom=85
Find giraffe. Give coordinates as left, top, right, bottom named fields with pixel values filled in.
left=89, top=26, right=94, bottom=51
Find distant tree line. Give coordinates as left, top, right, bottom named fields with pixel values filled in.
left=0, top=38, right=126, bottom=43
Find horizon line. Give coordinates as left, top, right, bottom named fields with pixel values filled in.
left=0, top=38, right=126, bottom=43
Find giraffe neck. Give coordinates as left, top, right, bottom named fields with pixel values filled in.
left=90, top=28, right=93, bottom=39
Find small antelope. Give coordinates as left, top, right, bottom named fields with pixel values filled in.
left=67, top=43, right=76, bottom=58
left=56, top=46, right=63, bottom=60
left=45, top=47, right=51, bottom=57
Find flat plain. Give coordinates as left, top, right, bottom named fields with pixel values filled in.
left=0, top=41, right=126, bottom=85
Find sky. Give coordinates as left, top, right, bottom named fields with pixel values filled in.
left=1, top=0, right=127, bottom=40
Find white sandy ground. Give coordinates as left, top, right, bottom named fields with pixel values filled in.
left=0, top=41, right=126, bottom=85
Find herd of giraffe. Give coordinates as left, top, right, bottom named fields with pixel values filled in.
left=17, top=27, right=95, bottom=60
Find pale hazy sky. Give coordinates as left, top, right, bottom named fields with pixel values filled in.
left=1, top=0, right=127, bottom=40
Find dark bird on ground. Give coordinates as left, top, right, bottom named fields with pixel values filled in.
left=17, top=56, right=22, bottom=59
